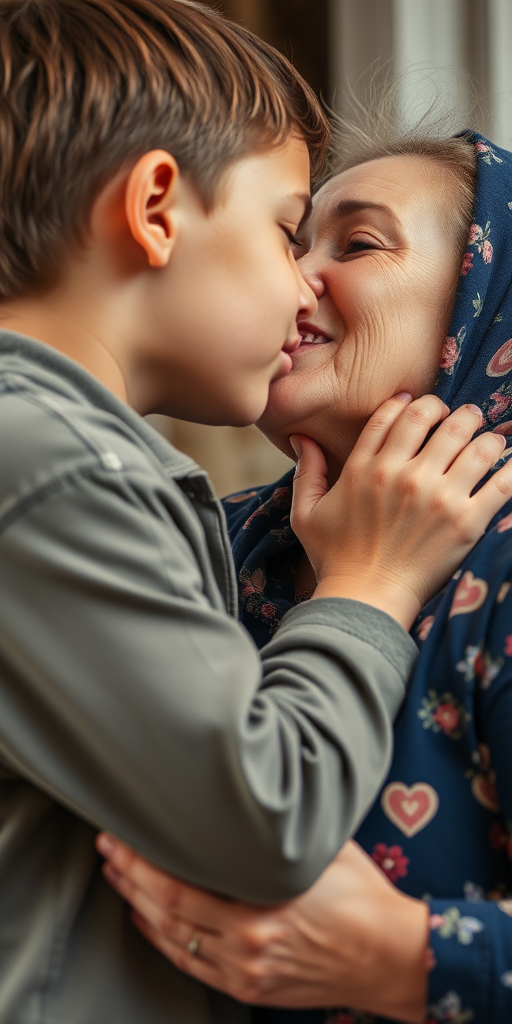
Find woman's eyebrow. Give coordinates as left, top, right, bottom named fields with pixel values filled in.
left=332, top=198, right=403, bottom=230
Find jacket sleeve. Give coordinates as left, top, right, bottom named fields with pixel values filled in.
left=0, top=458, right=417, bottom=902
left=427, top=582, right=512, bottom=1023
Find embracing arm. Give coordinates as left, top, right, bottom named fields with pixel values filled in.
left=0, top=453, right=413, bottom=903
left=97, top=835, right=430, bottom=1022
left=2, top=393, right=511, bottom=904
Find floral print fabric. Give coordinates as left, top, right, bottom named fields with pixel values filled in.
left=225, top=133, right=512, bottom=1024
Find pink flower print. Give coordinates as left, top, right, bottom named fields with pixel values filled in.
left=487, top=392, right=512, bottom=422
left=430, top=914, right=447, bottom=930
left=475, top=140, right=503, bottom=165
left=505, top=636, right=512, bottom=657
left=433, top=703, right=460, bottom=734
left=440, top=326, right=466, bottom=374
left=239, top=566, right=266, bottom=598
left=473, top=651, right=486, bottom=678
left=440, top=336, right=459, bottom=369
left=270, top=486, right=292, bottom=509
left=460, top=251, right=474, bottom=275
left=261, top=602, right=277, bottom=619
left=418, top=615, right=435, bottom=641
left=371, top=843, right=409, bottom=883
left=468, top=220, right=492, bottom=262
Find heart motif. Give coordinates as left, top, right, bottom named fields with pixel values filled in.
left=486, top=337, right=512, bottom=377
left=449, top=571, right=488, bottom=618
left=471, top=773, right=501, bottom=813
left=381, top=782, right=439, bottom=838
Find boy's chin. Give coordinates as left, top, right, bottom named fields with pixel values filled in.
left=256, top=384, right=296, bottom=437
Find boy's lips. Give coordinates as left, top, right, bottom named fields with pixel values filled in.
left=282, top=335, right=301, bottom=353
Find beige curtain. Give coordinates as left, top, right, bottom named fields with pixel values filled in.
left=329, top=0, right=512, bottom=148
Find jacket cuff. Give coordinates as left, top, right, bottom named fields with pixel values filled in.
left=278, top=597, right=419, bottom=682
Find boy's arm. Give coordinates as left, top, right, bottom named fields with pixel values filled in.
left=0, top=458, right=414, bottom=903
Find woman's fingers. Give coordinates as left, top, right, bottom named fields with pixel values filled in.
left=96, top=834, right=224, bottom=932
left=413, top=404, right=489, bottom=473
left=466, top=449, right=512, bottom=523
left=102, top=862, right=216, bottom=952
left=360, top=394, right=450, bottom=463
left=441, top=428, right=506, bottom=490
left=133, top=912, right=226, bottom=989
left=350, top=392, right=415, bottom=459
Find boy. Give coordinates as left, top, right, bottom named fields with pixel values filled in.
left=0, top=2, right=509, bottom=1022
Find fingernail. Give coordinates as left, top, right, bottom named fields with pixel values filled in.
left=289, top=435, right=302, bottom=459
left=466, top=404, right=483, bottom=419
left=96, top=833, right=117, bottom=859
left=394, top=392, right=413, bottom=403
left=494, top=434, right=507, bottom=448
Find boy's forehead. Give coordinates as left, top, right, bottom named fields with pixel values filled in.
left=222, top=136, right=312, bottom=210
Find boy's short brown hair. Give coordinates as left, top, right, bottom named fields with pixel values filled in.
left=0, top=0, right=329, bottom=300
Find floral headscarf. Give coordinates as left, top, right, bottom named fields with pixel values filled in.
left=437, top=133, right=512, bottom=439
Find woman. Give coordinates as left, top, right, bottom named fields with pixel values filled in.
left=97, top=129, right=512, bottom=1023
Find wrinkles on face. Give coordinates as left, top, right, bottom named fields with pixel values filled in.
left=258, top=154, right=462, bottom=469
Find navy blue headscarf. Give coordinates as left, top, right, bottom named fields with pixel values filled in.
left=436, top=133, right=512, bottom=434
left=225, top=134, right=512, bottom=1024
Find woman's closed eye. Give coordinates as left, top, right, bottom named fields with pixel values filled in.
left=343, top=235, right=383, bottom=256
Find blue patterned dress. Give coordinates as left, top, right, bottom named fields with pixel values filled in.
left=223, top=134, right=512, bottom=1024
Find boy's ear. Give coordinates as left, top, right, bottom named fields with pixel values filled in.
left=125, top=150, right=180, bottom=268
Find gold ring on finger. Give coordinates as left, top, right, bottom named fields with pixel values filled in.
left=187, top=931, right=201, bottom=957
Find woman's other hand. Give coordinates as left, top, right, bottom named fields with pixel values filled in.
left=290, top=394, right=512, bottom=629
left=96, top=833, right=429, bottom=1023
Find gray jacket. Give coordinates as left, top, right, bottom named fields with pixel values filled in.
left=0, top=332, right=418, bottom=1023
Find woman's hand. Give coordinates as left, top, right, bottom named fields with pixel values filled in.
left=290, top=394, right=512, bottom=629
left=96, top=834, right=429, bottom=1023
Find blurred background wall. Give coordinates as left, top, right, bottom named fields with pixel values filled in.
left=154, top=0, right=512, bottom=496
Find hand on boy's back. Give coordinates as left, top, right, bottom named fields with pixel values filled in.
left=290, top=393, right=512, bottom=630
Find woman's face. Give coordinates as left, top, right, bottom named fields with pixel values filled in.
left=257, top=154, right=463, bottom=463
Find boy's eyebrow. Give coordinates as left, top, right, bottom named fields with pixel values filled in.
left=332, top=198, right=402, bottom=229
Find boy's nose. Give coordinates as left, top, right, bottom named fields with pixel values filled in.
left=296, top=263, right=319, bottom=319
left=296, top=251, right=326, bottom=305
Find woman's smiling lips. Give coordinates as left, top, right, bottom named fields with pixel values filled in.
left=297, top=321, right=333, bottom=348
